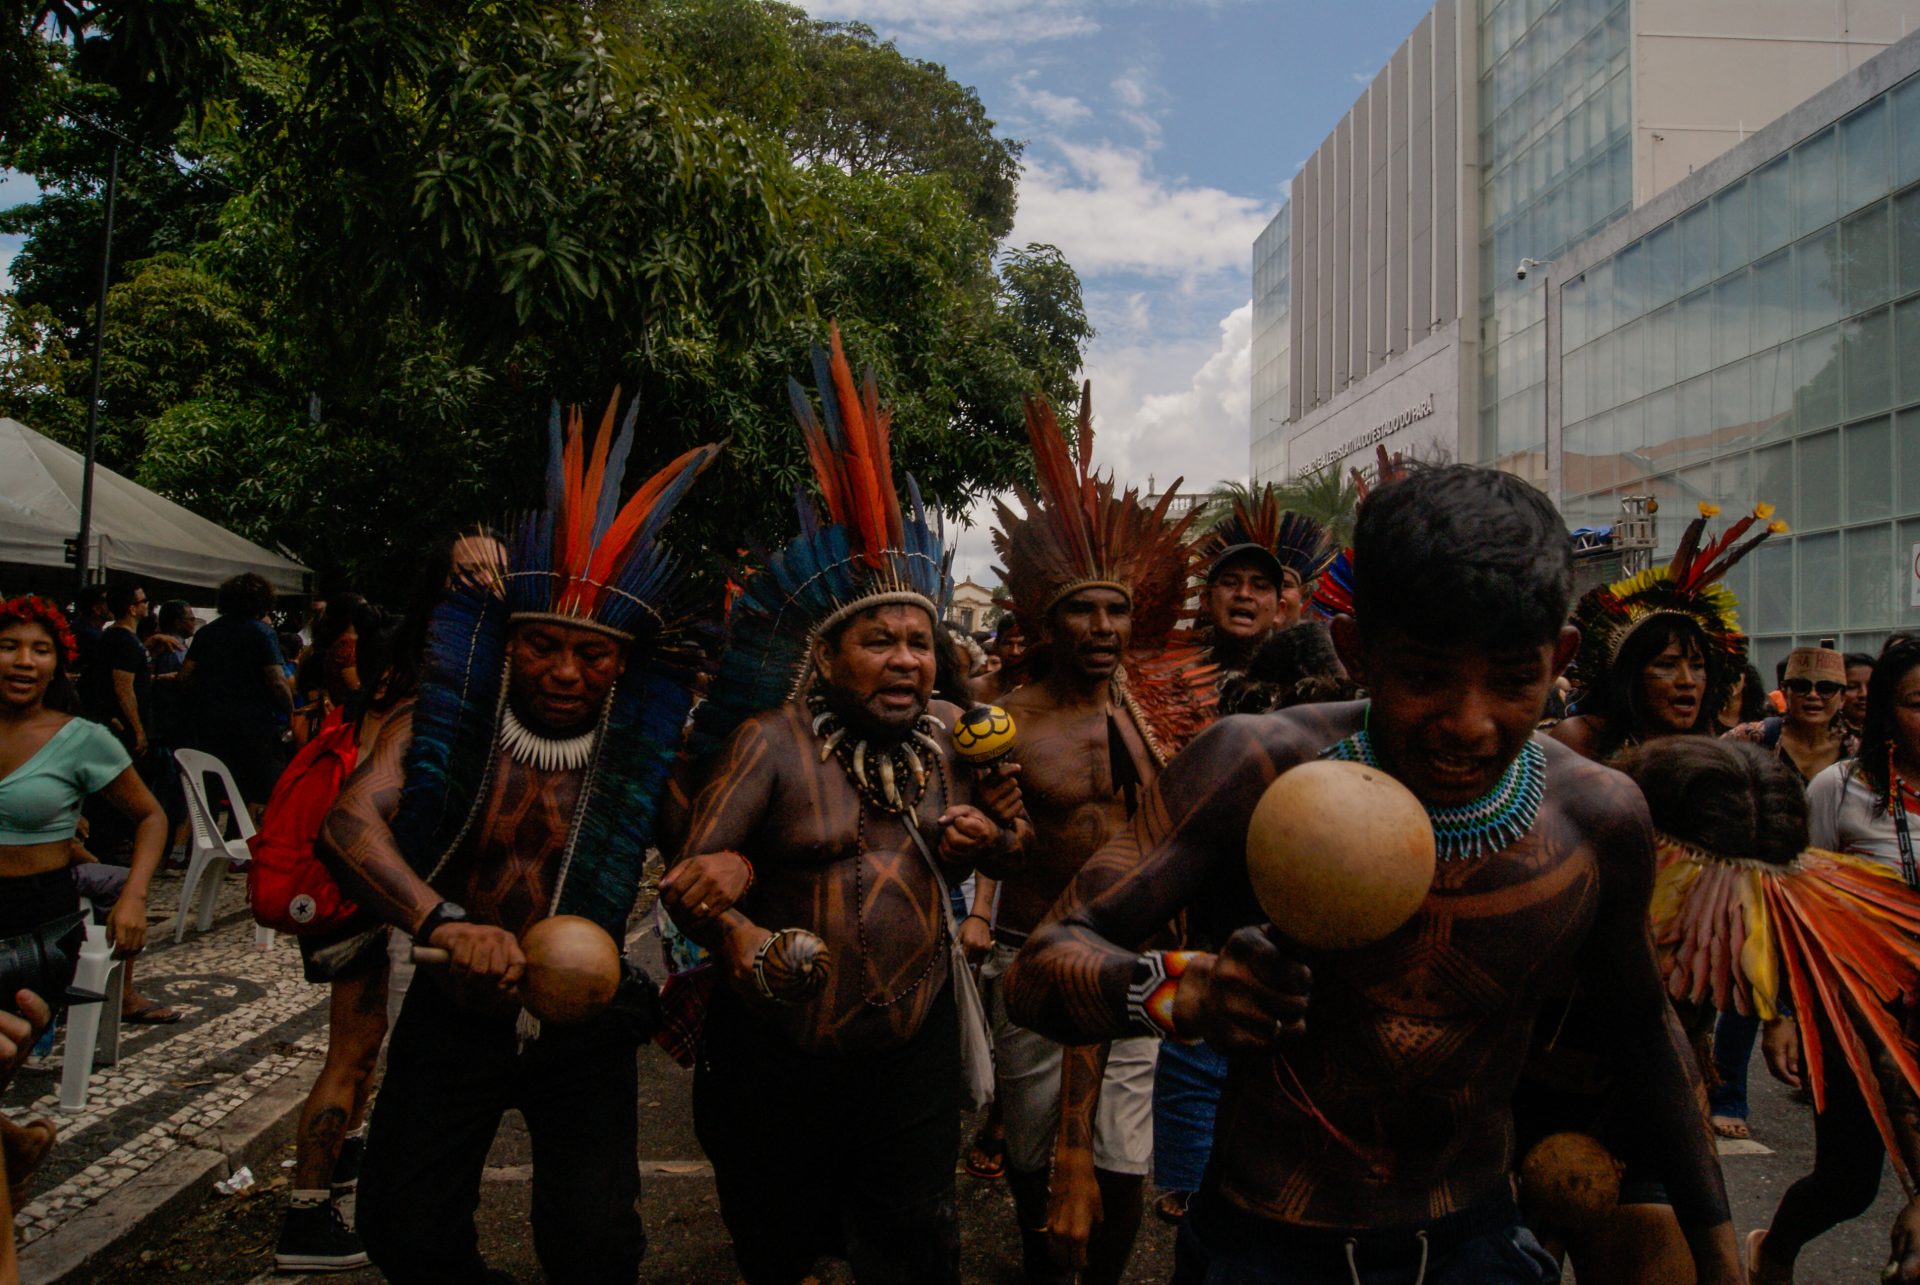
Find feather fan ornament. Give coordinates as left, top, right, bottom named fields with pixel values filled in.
left=690, top=324, right=951, bottom=759
left=1651, top=838, right=1920, bottom=1185
left=991, top=383, right=1215, bottom=760
left=1568, top=500, right=1785, bottom=720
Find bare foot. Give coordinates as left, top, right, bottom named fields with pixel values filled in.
left=1711, top=1114, right=1750, bottom=1140
left=1748, top=1228, right=1792, bottom=1284
left=2, top=1115, right=57, bottom=1207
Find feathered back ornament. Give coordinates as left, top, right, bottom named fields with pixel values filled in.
left=689, top=325, right=950, bottom=756
left=992, top=383, right=1215, bottom=762
left=992, top=383, right=1201, bottom=652
left=1570, top=500, right=1786, bottom=717
left=1201, top=486, right=1335, bottom=588
left=505, top=394, right=720, bottom=641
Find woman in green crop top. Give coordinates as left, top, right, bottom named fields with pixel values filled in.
left=0, top=595, right=167, bottom=1239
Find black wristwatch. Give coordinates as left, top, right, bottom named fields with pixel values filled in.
left=414, top=901, right=469, bottom=947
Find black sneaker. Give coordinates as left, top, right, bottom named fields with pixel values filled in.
left=331, top=1135, right=365, bottom=1225
left=275, top=1202, right=370, bottom=1273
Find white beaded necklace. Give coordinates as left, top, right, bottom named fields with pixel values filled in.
left=498, top=705, right=597, bottom=772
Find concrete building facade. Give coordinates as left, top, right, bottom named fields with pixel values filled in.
left=1250, top=0, right=1920, bottom=488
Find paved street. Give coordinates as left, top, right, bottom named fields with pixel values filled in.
left=56, top=986, right=1913, bottom=1282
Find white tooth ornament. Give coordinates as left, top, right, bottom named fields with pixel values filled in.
left=913, top=731, right=943, bottom=760
left=812, top=711, right=833, bottom=735
left=879, top=754, right=900, bottom=808
left=903, top=744, right=927, bottom=786
left=820, top=728, right=847, bottom=763
left=853, top=742, right=870, bottom=790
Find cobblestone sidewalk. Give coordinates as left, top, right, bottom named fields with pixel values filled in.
left=9, top=866, right=329, bottom=1255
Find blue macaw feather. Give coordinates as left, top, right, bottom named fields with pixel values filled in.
left=588, top=397, right=642, bottom=552
left=544, top=402, right=566, bottom=519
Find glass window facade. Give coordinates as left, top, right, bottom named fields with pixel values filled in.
left=1560, top=73, right=1920, bottom=670
left=1477, top=0, right=1631, bottom=482
left=1251, top=205, right=1292, bottom=483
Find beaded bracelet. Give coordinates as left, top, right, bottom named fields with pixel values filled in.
left=1127, top=950, right=1203, bottom=1039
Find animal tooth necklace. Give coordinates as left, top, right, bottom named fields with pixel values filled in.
left=1321, top=725, right=1545, bottom=862
left=805, top=688, right=945, bottom=814
left=498, top=705, right=597, bottom=772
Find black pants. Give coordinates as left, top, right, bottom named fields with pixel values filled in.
left=1765, top=1030, right=1887, bottom=1264
left=694, top=983, right=961, bottom=1285
left=357, top=977, right=645, bottom=1284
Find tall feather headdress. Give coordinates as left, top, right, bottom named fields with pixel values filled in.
left=992, top=383, right=1215, bottom=761
left=1310, top=445, right=1409, bottom=621
left=1570, top=500, right=1786, bottom=718
left=503, top=394, right=720, bottom=641
left=690, top=325, right=951, bottom=755
left=393, top=397, right=721, bottom=938
left=1200, top=485, right=1335, bottom=588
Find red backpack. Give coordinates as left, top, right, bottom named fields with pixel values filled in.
left=247, top=713, right=362, bottom=934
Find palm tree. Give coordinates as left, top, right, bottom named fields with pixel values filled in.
left=1272, top=464, right=1361, bottom=549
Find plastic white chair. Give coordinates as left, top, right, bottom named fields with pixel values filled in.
left=58, top=900, right=125, bottom=1111
left=172, top=748, right=274, bottom=949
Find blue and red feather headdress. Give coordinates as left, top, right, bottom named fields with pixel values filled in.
left=502, top=395, right=720, bottom=641
left=1200, top=486, right=1335, bottom=589
left=691, top=325, right=950, bottom=754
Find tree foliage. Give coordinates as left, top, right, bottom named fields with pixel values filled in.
left=0, top=0, right=1087, bottom=597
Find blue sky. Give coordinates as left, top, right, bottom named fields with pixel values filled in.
left=796, top=0, right=1435, bottom=578
left=0, top=1, right=1438, bottom=582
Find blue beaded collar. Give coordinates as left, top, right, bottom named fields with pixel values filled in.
left=1320, top=726, right=1545, bottom=863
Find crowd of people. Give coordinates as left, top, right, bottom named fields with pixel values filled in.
left=3, top=325, right=1920, bottom=1285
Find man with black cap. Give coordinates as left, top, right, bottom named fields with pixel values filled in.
left=1197, top=490, right=1342, bottom=717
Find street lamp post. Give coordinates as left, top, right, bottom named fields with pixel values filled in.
left=1517, top=257, right=1553, bottom=493
left=73, top=140, right=119, bottom=592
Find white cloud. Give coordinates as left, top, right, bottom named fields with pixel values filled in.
left=799, top=0, right=1097, bottom=43
left=1009, top=72, right=1092, bottom=127
left=944, top=301, right=1254, bottom=587
left=1110, top=69, right=1149, bottom=109
left=1012, top=143, right=1275, bottom=280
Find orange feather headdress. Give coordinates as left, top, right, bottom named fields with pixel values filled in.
left=992, top=384, right=1215, bottom=760
left=503, top=394, right=719, bottom=641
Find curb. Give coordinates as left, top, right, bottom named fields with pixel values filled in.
left=19, top=1070, right=312, bottom=1285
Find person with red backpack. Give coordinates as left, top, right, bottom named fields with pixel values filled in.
left=250, top=616, right=398, bottom=1273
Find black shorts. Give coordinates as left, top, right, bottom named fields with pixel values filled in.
left=297, top=922, right=391, bottom=985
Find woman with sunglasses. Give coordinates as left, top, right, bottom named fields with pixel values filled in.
left=1747, top=633, right=1920, bottom=1281
left=1723, top=644, right=1859, bottom=783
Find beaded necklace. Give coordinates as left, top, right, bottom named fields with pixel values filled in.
left=1321, top=726, right=1545, bottom=862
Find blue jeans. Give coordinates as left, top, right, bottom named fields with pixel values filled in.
left=1172, top=1192, right=1557, bottom=1284
left=1710, top=1009, right=1760, bottom=1120
left=1153, top=1038, right=1230, bottom=1192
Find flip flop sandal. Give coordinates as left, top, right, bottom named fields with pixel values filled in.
left=122, top=1001, right=183, bottom=1025
left=1155, top=1191, right=1191, bottom=1223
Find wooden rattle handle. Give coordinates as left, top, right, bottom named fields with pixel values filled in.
left=410, top=946, right=451, bottom=965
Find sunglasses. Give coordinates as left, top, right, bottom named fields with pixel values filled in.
left=1782, top=679, right=1842, bottom=697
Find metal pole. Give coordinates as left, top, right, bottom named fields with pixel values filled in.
left=74, top=140, right=119, bottom=592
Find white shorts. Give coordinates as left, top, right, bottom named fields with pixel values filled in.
left=982, top=942, right=1157, bottom=1176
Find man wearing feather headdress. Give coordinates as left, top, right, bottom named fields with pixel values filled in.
left=320, top=401, right=719, bottom=1284
left=657, top=328, right=1027, bottom=1285
left=1004, top=466, right=1743, bottom=1285
left=980, top=385, right=1213, bottom=1285
left=1197, top=487, right=1347, bottom=718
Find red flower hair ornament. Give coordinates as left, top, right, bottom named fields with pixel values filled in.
left=0, top=595, right=81, bottom=666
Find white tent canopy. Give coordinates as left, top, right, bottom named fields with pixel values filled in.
left=0, top=416, right=309, bottom=594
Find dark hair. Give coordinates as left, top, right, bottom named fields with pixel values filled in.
left=932, top=622, right=976, bottom=710
left=1775, top=657, right=1788, bottom=687
left=106, top=583, right=144, bottom=617
left=75, top=584, right=108, bottom=615
left=299, top=592, right=369, bottom=695
left=1594, top=615, right=1711, bottom=755
left=156, top=599, right=193, bottom=635
left=1845, top=651, right=1877, bottom=673
left=1616, top=737, right=1808, bottom=866
left=1856, top=633, right=1920, bottom=809
left=0, top=614, right=81, bottom=714
left=1351, top=465, right=1571, bottom=647
left=1736, top=663, right=1769, bottom=723
left=216, top=572, right=276, bottom=619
